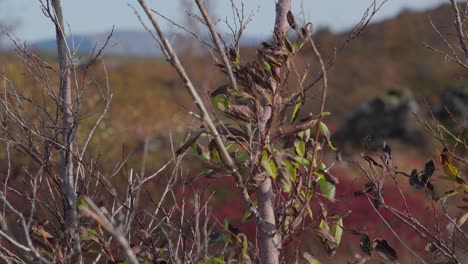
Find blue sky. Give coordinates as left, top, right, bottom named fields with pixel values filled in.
left=2, top=0, right=447, bottom=42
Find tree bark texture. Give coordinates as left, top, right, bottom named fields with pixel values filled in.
left=256, top=1, right=291, bottom=263
left=51, top=0, right=81, bottom=261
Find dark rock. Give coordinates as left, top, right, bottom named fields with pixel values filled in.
left=438, top=86, right=468, bottom=125
left=334, top=89, right=425, bottom=147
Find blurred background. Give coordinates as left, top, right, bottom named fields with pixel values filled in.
left=0, top=0, right=467, bottom=262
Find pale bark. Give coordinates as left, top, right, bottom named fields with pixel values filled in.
left=51, top=0, right=81, bottom=261
left=256, top=1, right=291, bottom=263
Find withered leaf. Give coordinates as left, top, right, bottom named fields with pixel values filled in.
left=360, top=233, right=372, bottom=256
left=409, top=169, right=424, bottom=189
left=314, top=228, right=337, bottom=258
left=373, top=238, right=397, bottom=261
left=421, top=159, right=435, bottom=184
left=287, top=10, right=296, bottom=29
left=383, top=144, right=391, bottom=156
left=228, top=104, right=255, bottom=122
left=210, top=84, right=230, bottom=97
left=319, top=169, right=339, bottom=185
left=216, top=125, right=247, bottom=141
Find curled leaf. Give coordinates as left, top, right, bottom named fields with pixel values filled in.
left=373, top=238, right=397, bottom=261
left=421, top=159, right=435, bottom=184
left=409, top=169, right=424, bottom=189
left=314, top=228, right=337, bottom=258
left=287, top=10, right=296, bottom=29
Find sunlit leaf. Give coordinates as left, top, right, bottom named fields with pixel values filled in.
left=317, top=176, right=336, bottom=201
left=77, top=197, right=89, bottom=209
left=320, top=219, right=330, bottom=232
left=320, top=122, right=337, bottom=151
left=241, top=200, right=258, bottom=223
left=457, top=212, right=468, bottom=227
left=440, top=148, right=459, bottom=178
left=331, top=218, right=343, bottom=246
left=291, top=100, right=302, bottom=123
left=294, top=156, right=310, bottom=166
left=282, top=160, right=297, bottom=182
left=294, top=139, right=306, bottom=157
left=262, top=150, right=278, bottom=179
left=437, top=190, right=458, bottom=203
left=262, top=59, right=272, bottom=73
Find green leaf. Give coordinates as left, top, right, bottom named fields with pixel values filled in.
left=318, top=162, right=327, bottom=171
left=211, top=148, right=222, bottom=163
left=237, top=150, right=250, bottom=164
left=242, top=200, right=258, bottom=223
left=77, top=197, right=89, bottom=209
left=294, top=156, right=310, bottom=166
left=317, top=177, right=336, bottom=201
left=282, top=160, right=297, bottom=181
left=193, top=143, right=210, bottom=161
left=319, top=220, right=330, bottom=232
left=292, top=42, right=297, bottom=54
left=262, top=150, right=278, bottom=179
left=87, top=228, right=99, bottom=237
left=294, top=139, right=306, bottom=157
left=320, top=122, right=337, bottom=151
left=263, top=59, right=272, bottom=73
left=331, top=218, right=343, bottom=246
left=211, top=95, right=230, bottom=113
left=291, top=100, right=302, bottom=122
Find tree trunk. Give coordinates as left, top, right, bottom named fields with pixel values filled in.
left=256, top=1, right=291, bottom=263
left=51, top=0, right=82, bottom=262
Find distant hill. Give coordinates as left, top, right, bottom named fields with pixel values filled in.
left=29, top=31, right=164, bottom=57
left=27, top=30, right=265, bottom=57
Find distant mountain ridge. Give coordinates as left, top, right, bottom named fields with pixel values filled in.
left=28, top=30, right=265, bottom=57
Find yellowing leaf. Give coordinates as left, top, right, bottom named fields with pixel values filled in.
left=444, top=163, right=460, bottom=178
left=262, top=150, right=278, bottom=179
